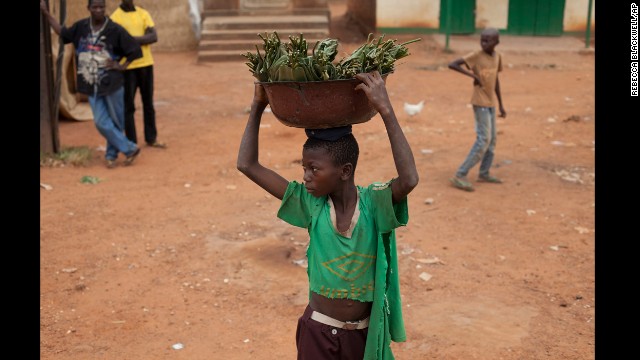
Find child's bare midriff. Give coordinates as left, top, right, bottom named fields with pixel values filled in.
left=310, top=292, right=372, bottom=322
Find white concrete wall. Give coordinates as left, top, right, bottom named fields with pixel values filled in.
left=376, top=0, right=439, bottom=28
left=476, top=0, right=508, bottom=29
left=376, top=0, right=595, bottom=33
left=564, top=0, right=595, bottom=32
left=376, top=0, right=509, bottom=30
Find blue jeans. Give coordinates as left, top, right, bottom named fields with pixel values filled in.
left=88, top=87, right=138, bottom=160
left=455, top=106, right=497, bottom=178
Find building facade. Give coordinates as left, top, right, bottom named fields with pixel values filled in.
left=374, top=0, right=595, bottom=35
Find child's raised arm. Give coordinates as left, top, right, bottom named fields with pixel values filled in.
left=448, top=58, right=481, bottom=86
left=236, top=84, right=289, bottom=200
left=354, top=71, right=419, bottom=203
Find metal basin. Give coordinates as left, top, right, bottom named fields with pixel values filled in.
left=259, top=74, right=388, bottom=129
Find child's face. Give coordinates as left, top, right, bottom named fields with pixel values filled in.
left=301, top=148, right=343, bottom=197
left=480, top=33, right=499, bottom=54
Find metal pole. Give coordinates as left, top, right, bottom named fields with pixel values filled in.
left=585, top=0, right=593, bottom=48
left=445, top=0, right=452, bottom=51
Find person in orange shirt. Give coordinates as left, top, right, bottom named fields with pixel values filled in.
left=111, top=0, right=166, bottom=149
left=448, top=28, right=507, bottom=192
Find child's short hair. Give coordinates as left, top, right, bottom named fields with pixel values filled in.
left=303, top=134, right=359, bottom=171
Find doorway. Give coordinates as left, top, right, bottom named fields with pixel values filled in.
left=439, top=0, right=476, bottom=34
left=507, top=0, right=565, bottom=36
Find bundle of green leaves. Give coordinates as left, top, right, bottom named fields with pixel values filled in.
left=243, top=32, right=421, bottom=82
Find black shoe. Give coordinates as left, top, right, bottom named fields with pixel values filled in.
left=123, top=148, right=141, bottom=166
left=146, top=141, right=167, bottom=149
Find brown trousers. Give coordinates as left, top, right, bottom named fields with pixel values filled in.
left=296, top=305, right=368, bottom=360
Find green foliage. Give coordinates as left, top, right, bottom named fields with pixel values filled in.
left=243, top=32, right=421, bottom=82
left=40, top=146, right=94, bottom=167
left=80, top=175, right=102, bottom=184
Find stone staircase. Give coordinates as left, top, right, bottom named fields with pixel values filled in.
left=197, top=10, right=330, bottom=62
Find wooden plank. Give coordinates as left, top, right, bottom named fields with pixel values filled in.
left=40, top=5, right=58, bottom=154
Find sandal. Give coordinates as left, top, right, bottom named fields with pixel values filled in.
left=477, top=175, right=503, bottom=183
left=123, top=148, right=141, bottom=166
left=450, top=177, right=474, bottom=192
left=147, top=141, right=167, bottom=149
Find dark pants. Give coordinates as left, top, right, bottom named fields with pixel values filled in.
left=296, top=305, right=368, bottom=360
left=123, top=65, right=157, bottom=144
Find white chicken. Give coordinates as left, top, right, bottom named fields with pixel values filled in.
left=403, top=100, right=424, bottom=116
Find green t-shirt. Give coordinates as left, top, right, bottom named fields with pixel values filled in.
left=277, top=179, right=408, bottom=359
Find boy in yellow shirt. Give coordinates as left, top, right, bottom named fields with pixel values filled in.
left=111, top=0, right=166, bottom=148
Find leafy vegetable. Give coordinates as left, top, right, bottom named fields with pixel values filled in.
left=242, top=32, right=420, bottom=82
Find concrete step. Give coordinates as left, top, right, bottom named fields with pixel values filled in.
left=203, top=15, right=329, bottom=31
left=200, top=38, right=330, bottom=52
left=198, top=13, right=330, bottom=63
left=200, top=28, right=330, bottom=41
left=203, top=8, right=330, bottom=18
left=198, top=50, right=249, bottom=62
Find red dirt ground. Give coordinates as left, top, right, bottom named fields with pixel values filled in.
left=40, top=5, right=595, bottom=359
